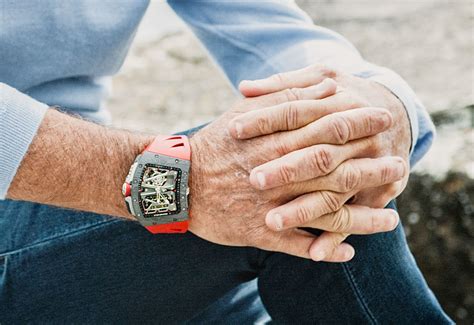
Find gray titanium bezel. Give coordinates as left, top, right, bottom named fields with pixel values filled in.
left=130, top=151, right=190, bottom=227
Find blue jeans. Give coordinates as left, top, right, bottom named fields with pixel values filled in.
left=0, top=129, right=452, bottom=324
left=0, top=199, right=454, bottom=324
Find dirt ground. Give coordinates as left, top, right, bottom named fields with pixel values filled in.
left=106, top=1, right=473, bottom=323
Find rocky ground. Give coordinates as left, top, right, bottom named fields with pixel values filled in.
left=107, top=1, right=473, bottom=323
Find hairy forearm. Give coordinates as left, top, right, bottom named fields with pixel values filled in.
left=7, top=109, right=154, bottom=219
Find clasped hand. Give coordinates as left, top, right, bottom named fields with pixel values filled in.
left=189, top=64, right=411, bottom=262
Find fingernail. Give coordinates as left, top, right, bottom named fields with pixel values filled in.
left=390, top=211, right=399, bottom=229
left=312, top=249, right=325, bottom=262
left=234, top=122, right=243, bottom=139
left=345, top=248, right=355, bottom=260
left=271, top=213, right=283, bottom=230
left=256, top=172, right=266, bottom=189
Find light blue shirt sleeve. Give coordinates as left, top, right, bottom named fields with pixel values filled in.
left=0, top=83, right=48, bottom=199
left=167, top=0, right=435, bottom=167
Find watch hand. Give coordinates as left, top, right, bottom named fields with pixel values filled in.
left=142, top=184, right=158, bottom=189
left=140, top=190, right=157, bottom=197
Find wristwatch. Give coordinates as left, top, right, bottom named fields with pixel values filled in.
left=122, top=135, right=191, bottom=233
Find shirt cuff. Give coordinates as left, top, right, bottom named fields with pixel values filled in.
left=0, top=83, right=48, bottom=199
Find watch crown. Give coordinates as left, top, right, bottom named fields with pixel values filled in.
left=122, top=182, right=131, bottom=197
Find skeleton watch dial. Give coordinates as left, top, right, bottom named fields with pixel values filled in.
left=139, top=165, right=181, bottom=217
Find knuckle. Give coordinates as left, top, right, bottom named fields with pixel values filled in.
left=284, top=88, right=300, bottom=101
left=278, top=163, right=296, bottom=184
left=284, top=102, right=299, bottom=130
left=308, top=146, right=334, bottom=175
left=283, top=88, right=298, bottom=102
left=331, top=206, right=353, bottom=232
left=331, top=116, right=351, bottom=144
left=320, top=191, right=343, bottom=212
left=340, top=163, right=362, bottom=192
left=272, top=72, right=285, bottom=85
left=380, top=165, right=394, bottom=184
left=296, top=204, right=313, bottom=225
left=379, top=109, right=393, bottom=125
left=255, top=116, right=270, bottom=134
left=318, top=65, right=337, bottom=78
left=365, top=113, right=385, bottom=135
left=365, top=115, right=376, bottom=135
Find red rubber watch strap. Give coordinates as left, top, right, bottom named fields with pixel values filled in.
left=143, top=134, right=191, bottom=234
left=146, top=135, right=190, bottom=161
left=145, top=221, right=189, bottom=234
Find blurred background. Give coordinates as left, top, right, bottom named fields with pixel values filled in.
left=107, top=1, right=473, bottom=323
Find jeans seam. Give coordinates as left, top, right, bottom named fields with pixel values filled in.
left=341, top=262, right=378, bottom=324
left=0, top=219, right=122, bottom=256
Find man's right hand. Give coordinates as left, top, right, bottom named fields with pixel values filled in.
left=188, top=79, right=405, bottom=262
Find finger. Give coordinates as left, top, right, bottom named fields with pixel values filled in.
left=303, top=204, right=399, bottom=234
left=250, top=143, right=357, bottom=190
left=239, top=64, right=337, bottom=97
left=265, top=191, right=350, bottom=231
left=284, top=106, right=392, bottom=150
left=251, top=136, right=394, bottom=190
left=353, top=178, right=407, bottom=208
left=239, top=78, right=340, bottom=111
left=312, top=239, right=355, bottom=262
left=246, top=105, right=398, bottom=191
left=309, top=232, right=354, bottom=262
left=229, top=85, right=369, bottom=139
left=259, top=229, right=317, bottom=259
left=293, top=157, right=407, bottom=195
left=229, top=79, right=337, bottom=139
left=266, top=181, right=402, bottom=231
left=261, top=228, right=354, bottom=262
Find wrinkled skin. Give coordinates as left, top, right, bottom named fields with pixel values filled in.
left=188, top=68, right=408, bottom=262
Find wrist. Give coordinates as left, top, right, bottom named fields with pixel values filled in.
left=8, top=108, right=156, bottom=218
left=188, top=132, right=204, bottom=222
left=121, top=134, right=192, bottom=233
left=112, top=133, right=155, bottom=219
